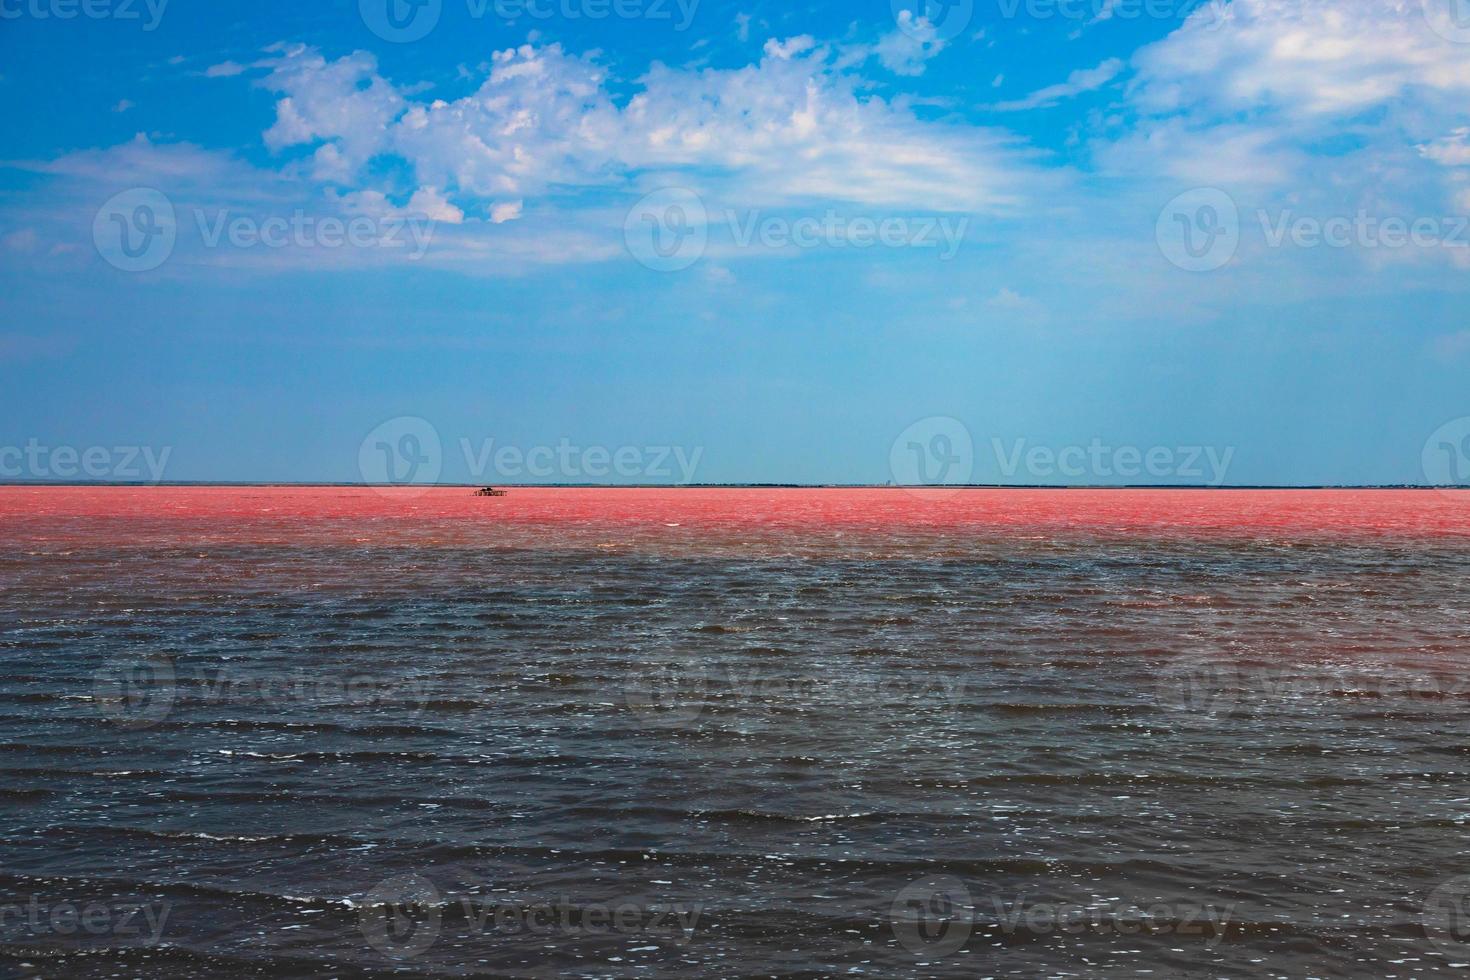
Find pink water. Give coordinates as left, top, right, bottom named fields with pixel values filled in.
left=3, top=487, right=1468, bottom=550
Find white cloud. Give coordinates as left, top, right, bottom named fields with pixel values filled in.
left=383, top=43, right=616, bottom=199
left=490, top=200, right=523, bottom=224
left=261, top=46, right=405, bottom=182
left=256, top=39, right=1039, bottom=214
left=407, top=186, right=465, bottom=223
left=1419, top=129, right=1470, bottom=167
left=873, top=13, right=947, bottom=76
left=113, top=99, right=134, bottom=113
left=35, top=133, right=287, bottom=199
left=205, top=61, right=246, bottom=78
left=1131, top=0, right=1470, bottom=119
left=762, top=35, right=817, bottom=61
left=1099, top=0, right=1470, bottom=196
left=1095, top=118, right=1302, bottom=185
left=14, top=133, right=619, bottom=276
left=335, top=184, right=464, bottom=223
left=989, top=58, right=1123, bottom=112
left=14, top=2, right=1465, bottom=289
left=1, top=25, right=1051, bottom=282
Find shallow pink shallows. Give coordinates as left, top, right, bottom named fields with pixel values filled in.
left=2, top=486, right=1468, bottom=547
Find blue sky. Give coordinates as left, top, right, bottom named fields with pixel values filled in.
left=2, top=0, right=1469, bottom=485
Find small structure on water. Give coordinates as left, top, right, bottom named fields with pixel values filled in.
left=475, top=487, right=508, bottom=497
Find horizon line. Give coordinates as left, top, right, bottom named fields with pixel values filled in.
left=0, top=482, right=1463, bottom=491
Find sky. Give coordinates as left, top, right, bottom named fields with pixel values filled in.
left=1, top=0, right=1469, bottom=486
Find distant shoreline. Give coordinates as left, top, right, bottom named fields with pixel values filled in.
left=0, top=482, right=1458, bottom=491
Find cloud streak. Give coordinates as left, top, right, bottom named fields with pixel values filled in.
left=988, top=58, right=1124, bottom=111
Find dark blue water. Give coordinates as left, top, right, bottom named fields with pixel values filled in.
left=4, top=527, right=1470, bottom=977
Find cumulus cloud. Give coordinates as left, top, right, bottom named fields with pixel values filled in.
left=6, top=28, right=1049, bottom=280
left=256, top=38, right=1038, bottom=214
left=261, top=45, right=406, bottom=182
left=16, top=0, right=1463, bottom=286
left=385, top=43, right=617, bottom=199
